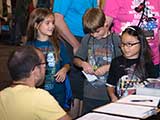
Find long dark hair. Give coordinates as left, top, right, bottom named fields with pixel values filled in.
left=27, top=8, right=60, bottom=61
left=121, top=26, right=152, bottom=80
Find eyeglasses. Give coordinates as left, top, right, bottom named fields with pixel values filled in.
left=120, top=42, right=140, bottom=47
left=32, top=62, right=46, bottom=71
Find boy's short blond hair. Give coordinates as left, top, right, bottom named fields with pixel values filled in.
left=83, top=8, right=106, bottom=33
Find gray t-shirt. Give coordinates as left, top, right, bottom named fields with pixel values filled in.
left=75, top=33, right=122, bottom=100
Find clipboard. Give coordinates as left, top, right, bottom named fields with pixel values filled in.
left=117, top=95, right=160, bottom=107
left=93, top=102, right=157, bottom=119
left=76, top=112, right=140, bottom=120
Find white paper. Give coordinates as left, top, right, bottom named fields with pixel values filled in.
left=146, top=78, right=160, bottom=81
left=76, top=112, right=140, bottom=120
left=136, top=87, right=160, bottom=97
left=117, top=95, right=160, bottom=107
left=82, top=71, right=98, bottom=82
left=136, top=78, right=160, bottom=97
left=93, top=103, right=157, bottom=119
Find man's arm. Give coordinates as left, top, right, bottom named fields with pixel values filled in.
left=32, top=0, right=38, bottom=8
left=54, top=13, right=80, bottom=54
left=105, top=16, right=113, bottom=31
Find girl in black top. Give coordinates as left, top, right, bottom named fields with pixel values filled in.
left=107, top=26, right=158, bottom=102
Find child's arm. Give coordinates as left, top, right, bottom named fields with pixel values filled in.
left=107, top=86, right=118, bottom=102
left=54, top=64, right=70, bottom=82
left=94, top=64, right=110, bottom=76
left=73, top=58, right=94, bottom=74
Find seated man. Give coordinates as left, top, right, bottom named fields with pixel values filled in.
left=0, top=46, right=71, bottom=120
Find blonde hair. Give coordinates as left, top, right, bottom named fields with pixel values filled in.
left=83, top=8, right=106, bottom=33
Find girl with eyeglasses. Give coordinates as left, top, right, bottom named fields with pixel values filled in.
left=103, top=0, right=160, bottom=78
left=106, top=26, right=158, bottom=102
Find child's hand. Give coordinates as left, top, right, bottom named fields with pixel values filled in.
left=94, top=65, right=110, bottom=76
left=54, top=68, right=67, bottom=82
left=110, top=95, right=118, bottom=102
left=82, top=61, right=94, bottom=74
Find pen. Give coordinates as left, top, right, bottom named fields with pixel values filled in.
left=131, top=99, right=153, bottom=102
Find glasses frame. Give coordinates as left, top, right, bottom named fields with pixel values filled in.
left=32, top=62, right=46, bottom=71
left=120, top=42, right=140, bottom=47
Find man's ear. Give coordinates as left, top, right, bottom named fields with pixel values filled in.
left=31, top=66, right=40, bottom=80
left=31, top=66, right=38, bottom=76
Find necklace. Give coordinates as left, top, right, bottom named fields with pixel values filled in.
left=88, top=35, right=113, bottom=70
